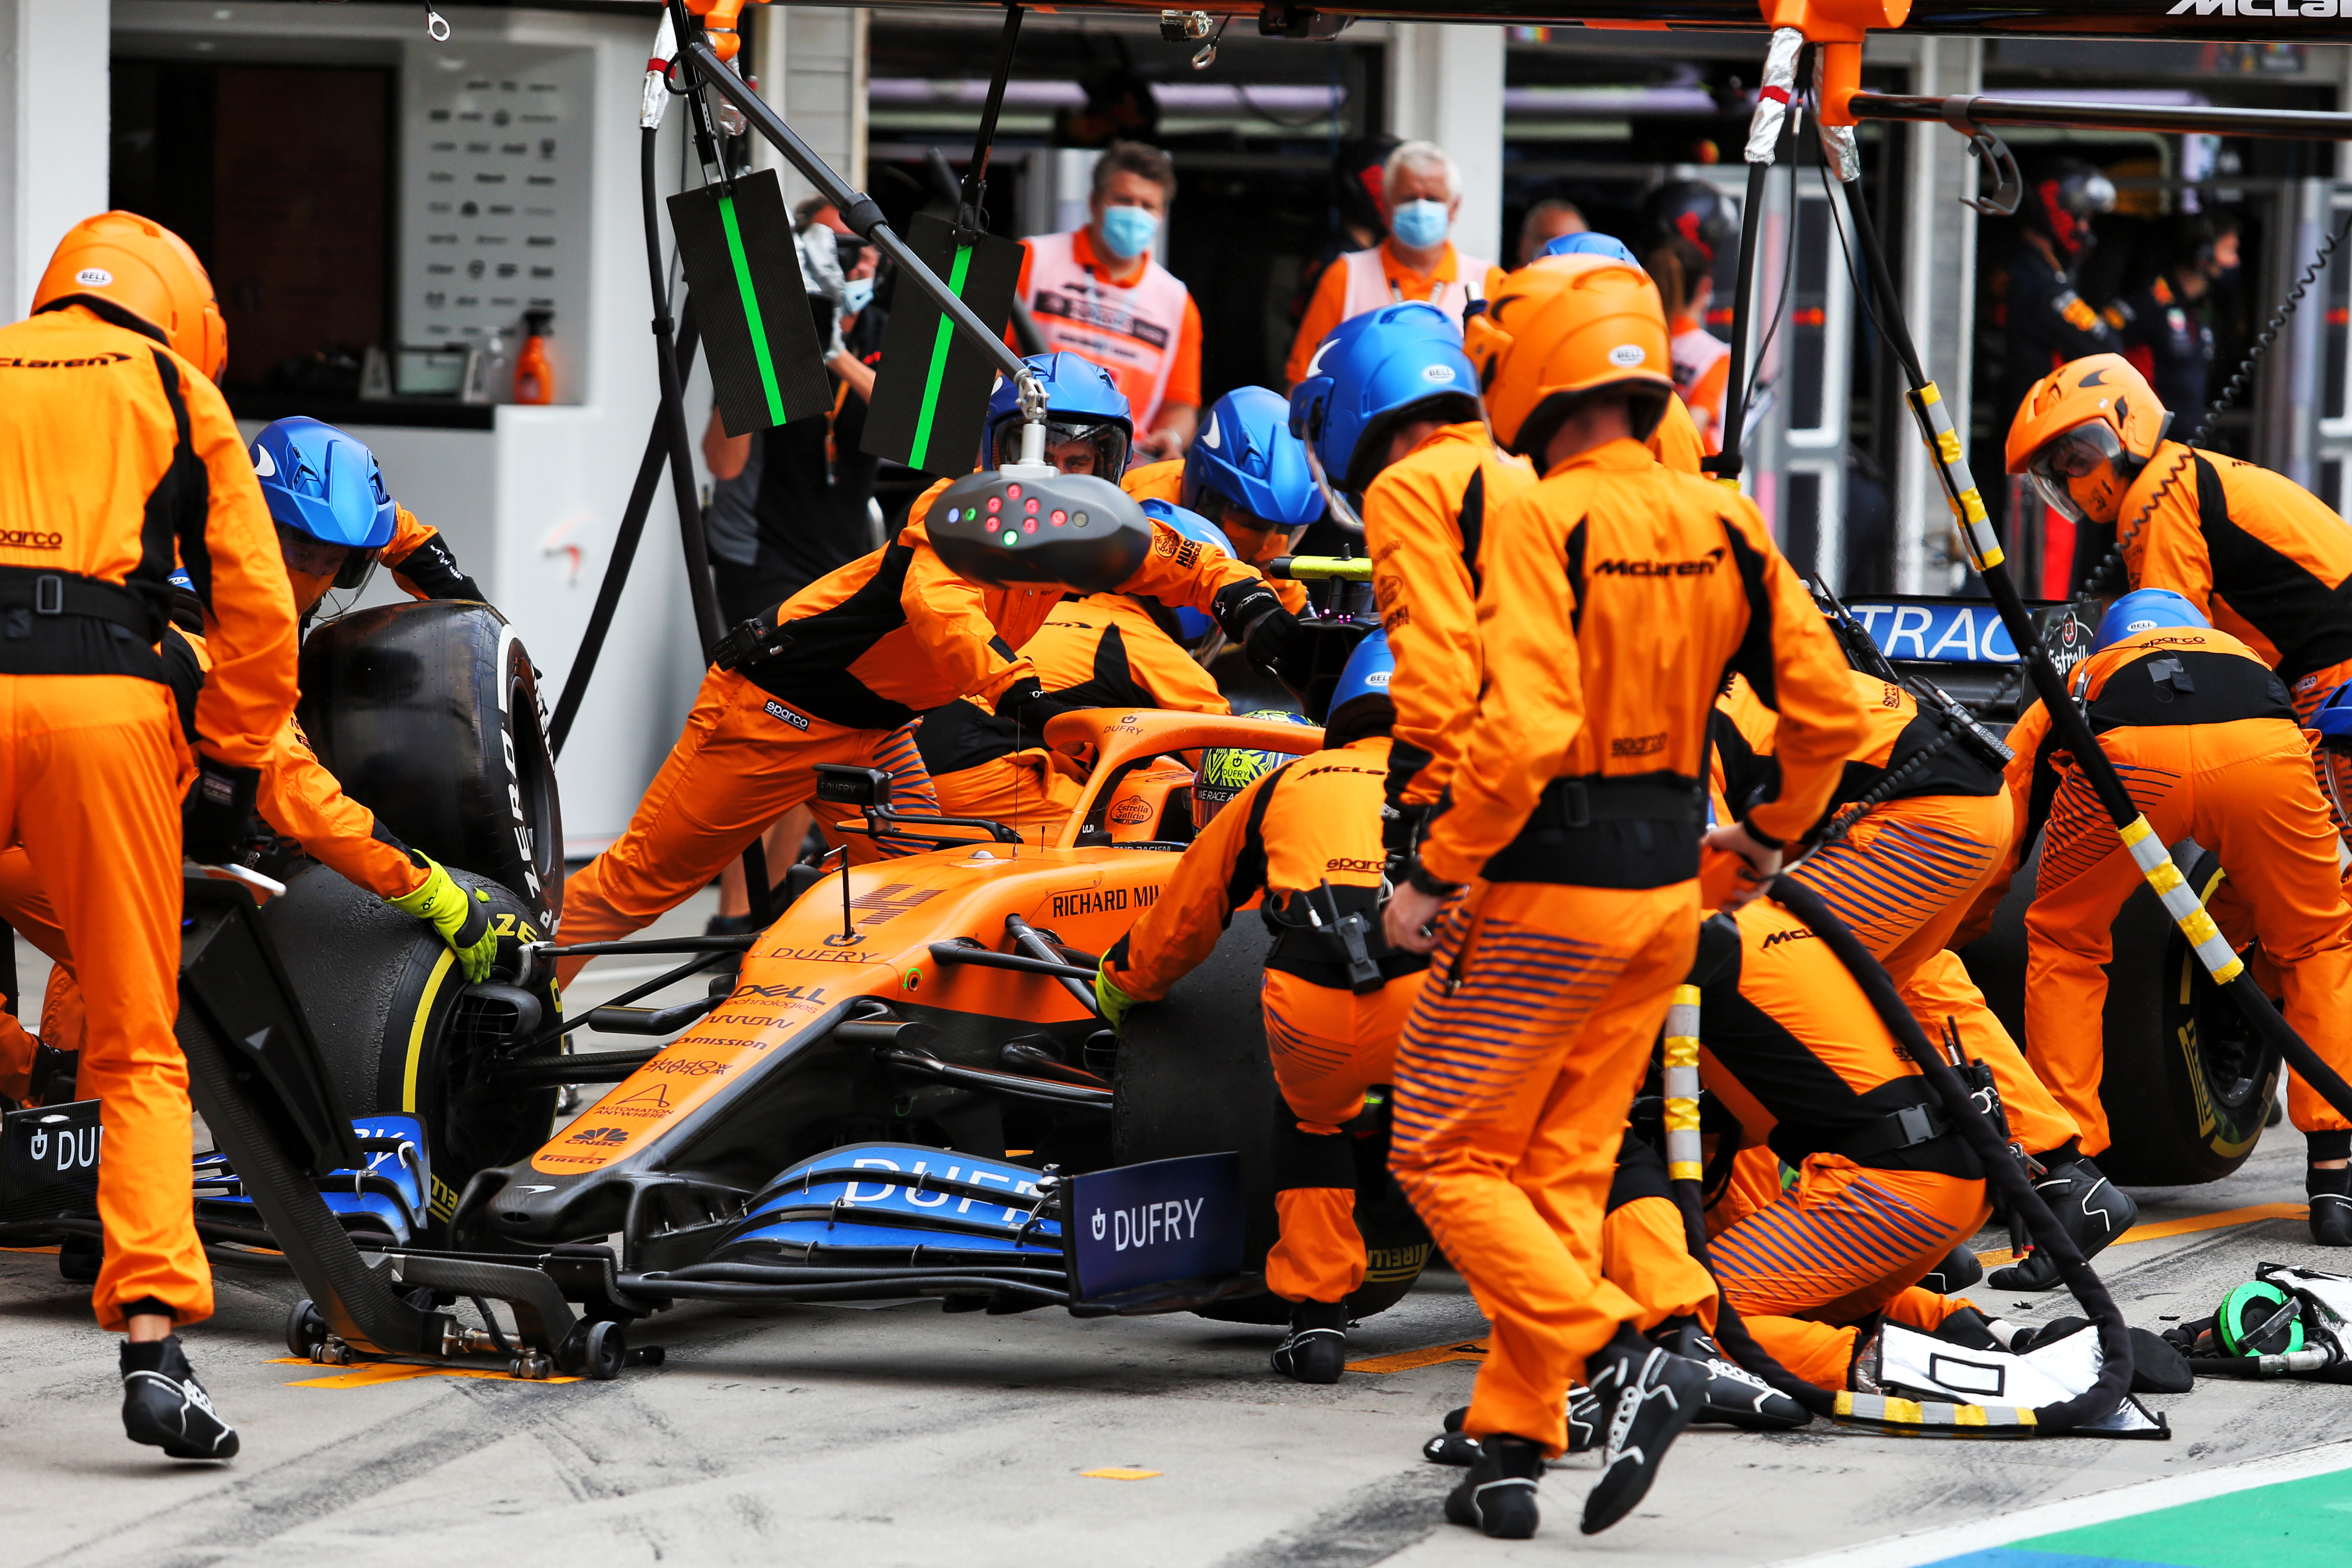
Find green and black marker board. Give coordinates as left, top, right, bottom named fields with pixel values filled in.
left=668, top=169, right=833, bottom=436
left=862, top=212, right=1023, bottom=476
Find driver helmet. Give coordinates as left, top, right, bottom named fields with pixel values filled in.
left=2092, top=588, right=2207, bottom=652
left=251, top=416, right=397, bottom=601
left=1192, top=709, right=1315, bottom=825
left=985, top=351, right=1133, bottom=478
left=1320, top=629, right=1395, bottom=742
left=1183, top=387, right=1324, bottom=564
left=1539, top=231, right=1642, bottom=267
left=2004, top=353, right=2169, bottom=529
left=1638, top=180, right=1737, bottom=268
left=2307, top=681, right=2352, bottom=828
left=1289, top=301, right=1481, bottom=495
left=2019, top=156, right=2117, bottom=266
left=1134, top=500, right=1229, bottom=655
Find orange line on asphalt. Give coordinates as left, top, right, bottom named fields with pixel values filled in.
left=1974, top=1201, right=2308, bottom=1267
left=1346, top=1338, right=1488, bottom=1375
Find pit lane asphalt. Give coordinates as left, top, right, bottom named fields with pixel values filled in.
left=5, top=902, right=2347, bottom=1568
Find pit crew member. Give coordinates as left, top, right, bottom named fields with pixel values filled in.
left=1123, top=386, right=1322, bottom=612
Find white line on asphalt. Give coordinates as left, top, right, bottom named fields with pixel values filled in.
left=1774, top=1436, right=2352, bottom=1568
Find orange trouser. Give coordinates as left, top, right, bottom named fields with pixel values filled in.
left=930, top=750, right=1083, bottom=852
left=1706, top=1144, right=1789, bottom=1238
left=1600, top=1138, right=1717, bottom=1334
left=1260, top=967, right=1420, bottom=1305
left=1389, top=878, right=1699, bottom=1455
left=2028, top=718, right=2352, bottom=1153
left=2291, top=654, right=2352, bottom=847
left=0, top=676, right=210, bottom=1331
left=0, top=852, right=92, bottom=1094
left=1740, top=1286, right=1970, bottom=1388
left=1711, top=1154, right=1988, bottom=1332
left=1790, top=791, right=2080, bottom=1156
left=559, top=675, right=941, bottom=985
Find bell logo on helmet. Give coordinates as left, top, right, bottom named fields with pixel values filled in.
left=74, top=267, right=113, bottom=287
left=1608, top=343, right=1647, bottom=368
left=1420, top=363, right=1458, bottom=384
left=1366, top=670, right=1391, bottom=687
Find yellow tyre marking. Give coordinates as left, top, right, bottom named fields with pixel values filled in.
left=402, top=948, right=459, bottom=1112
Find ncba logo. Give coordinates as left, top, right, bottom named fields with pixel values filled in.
left=1592, top=546, right=1726, bottom=578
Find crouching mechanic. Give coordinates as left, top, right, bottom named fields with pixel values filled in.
left=1124, top=385, right=1323, bottom=610
left=1377, top=256, right=1864, bottom=1540
left=558, top=353, right=1297, bottom=985
left=1095, top=633, right=1421, bottom=1382
left=918, top=500, right=1232, bottom=843
left=4, top=210, right=302, bottom=1458
left=1967, top=590, right=2352, bottom=1243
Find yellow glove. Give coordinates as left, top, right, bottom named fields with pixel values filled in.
left=387, top=857, right=498, bottom=983
left=1094, top=960, right=1137, bottom=1033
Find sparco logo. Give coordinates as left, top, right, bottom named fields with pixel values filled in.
left=1592, top=546, right=1725, bottom=578
left=0, top=529, right=64, bottom=549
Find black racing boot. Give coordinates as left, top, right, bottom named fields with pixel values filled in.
left=1580, top=1323, right=1710, bottom=1535
left=1987, top=1156, right=2136, bottom=1291
left=1654, top=1321, right=1808, bottom=1431
left=121, top=1336, right=237, bottom=1460
left=1424, top=1387, right=1600, bottom=1467
left=1443, top=1432, right=1543, bottom=1539
left=1919, top=1242, right=1985, bottom=1295
left=2308, top=1166, right=2352, bottom=1246
left=1270, top=1300, right=1349, bottom=1384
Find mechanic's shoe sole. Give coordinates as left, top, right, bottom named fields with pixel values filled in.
left=122, top=1336, right=238, bottom=1460
left=1423, top=1429, right=1481, bottom=1466
left=1443, top=1434, right=1542, bottom=1539
left=1582, top=1335, right=1709, bottom=1535
left=1660, top=1325, right=1809, bottom=1431
left=2309, top=1169, right=2352, bottom=1246
left=1271, top=1327, right=1348, bottom=1384
left=1988, top=1158, right=2137, bottom=1292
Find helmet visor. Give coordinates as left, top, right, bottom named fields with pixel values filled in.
left=994, top=415, right=1130, bottom=479
left=1196, top=492, right=1310, bottom=565
left=2026, top=419, right=2126, bottom=525
left=2322, top=746, right=2352, bottom=832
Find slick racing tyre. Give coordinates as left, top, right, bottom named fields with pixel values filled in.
left=262, top=861, right=559, bottom=1231
left=1963, top=839, right=2280, bottom=1186
left=298, top=600, right=563, bottom=929
left=1116, top=921, right=1432, bottom=1324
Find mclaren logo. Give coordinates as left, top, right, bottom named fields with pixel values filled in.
left=2168, top=0, right=2343, bottom=12
left=1592, top=546, right=1726, bottom=579
left=1760, top=927, right=1816, bottom=950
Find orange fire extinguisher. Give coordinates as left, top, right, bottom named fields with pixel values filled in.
left=514, top=309, right=555, bottom=404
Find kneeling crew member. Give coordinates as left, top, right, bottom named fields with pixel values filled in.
left=1974, top=590, right=2352, bottom=1244
left=1123, top=385, right=1322, bottom=612
left=1097, top=633, right=1419, bottom=1380
left=557, top=355, right=1291, bottom=985
left=1377, top=257, right=1863, bottom=1540
left=919, top=501, right=1231, bottom=843
left=3, top=211, right=301, bottom=1458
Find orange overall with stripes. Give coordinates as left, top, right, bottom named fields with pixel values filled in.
left=1698, top=901, right=1992, bottom=1388
left=1104, top=735, right=1424, bottom=1305
left=1389, top=438, right=1862, bottom=1455
left=1714, top=671, right=2080, bottom=1158
left=1974, top=626, right=2352, bottom=1155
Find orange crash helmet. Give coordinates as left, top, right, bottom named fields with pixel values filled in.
left=1465, top=255, right=1673, bottom=458
left=2004, top=353, right=2169, bottom=527
left=31, top=211, right=227, bottom=382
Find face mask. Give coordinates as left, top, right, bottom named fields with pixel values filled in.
left=840, top=275, right=875, bottom=315
left=1391, top=199, right=1450, bottom=251
left=1098, top=204, right=1158, bottom=262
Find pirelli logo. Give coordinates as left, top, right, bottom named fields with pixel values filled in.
left=1592, top=547, right=1725, bottom=578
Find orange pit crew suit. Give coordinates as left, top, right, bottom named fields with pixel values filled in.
left=1975, top=624, right=2352, bottom=1161
left=1122, top=459, right=1309, bottom=615
left=920, top=591, right=1229, bottom=845
left=1712, top=669, right=2081, bottom=1163
left=0, top=289, right=298, bottom=1333
left=558, top=487, right=1266, bottom=985
left=1695, top=902, right=1993, bottom=1390
left=1102, top=731, right=1424, bottom=1316
left=1387, top=436, right=1863, bottom=1456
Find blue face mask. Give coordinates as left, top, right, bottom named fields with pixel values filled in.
left=1098, top=204, right=1159, bottom=262
left=1391, top=199, right=1450, bottom=252
left=840, top=275, right=875, bottom=315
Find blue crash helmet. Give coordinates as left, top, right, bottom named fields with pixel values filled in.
left=2308, top=682, right=2352, bottom=824
left=1136, top=499, right=1228, bottom=653
left=1192, top=710, right=1317, bottom=825
left=1184, top=386, right=1325, bottom=545
left=1540, top=231, right=1643, bottom=266
left=1289, top=302, right=1481, bottom=495
left=1321, top=628, right=1395, bottom=739
left=251, top=417, right=396, bottom=578
left=2093, top=588, right=2209, bottom=652
left=986, top=351, right=1133, bottom=478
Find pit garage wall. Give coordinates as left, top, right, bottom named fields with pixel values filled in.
left=88, top=2, right=722, bottom=859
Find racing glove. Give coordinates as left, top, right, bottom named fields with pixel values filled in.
left=392, top=533, right=485, bottom=603
left=387, top=856, right=500, bottom=983
left=182, top=755, right=261, bottom=865
left=999, top=677, right=1086, bottom=737
left=1211, top=581, right=1305, bottom=680
left=1094, top=958, right=1138, bottom=1034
